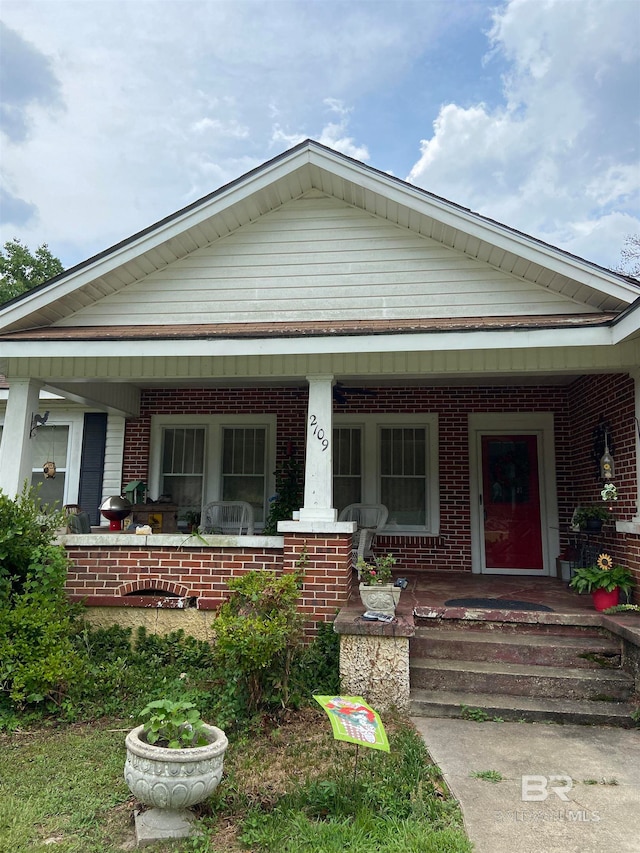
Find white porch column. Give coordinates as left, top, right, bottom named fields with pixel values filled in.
left=0, top=378, right=42, bottom=497
left=298, top=374, right=337, bottom=523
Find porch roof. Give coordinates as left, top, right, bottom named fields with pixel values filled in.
left=0, top=312, right=618, bottom=342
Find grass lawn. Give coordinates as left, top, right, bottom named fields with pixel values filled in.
left=0, top=707, right=471, bottom=853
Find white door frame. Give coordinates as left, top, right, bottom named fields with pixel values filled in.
left=469, top=413, right=559, bottom=576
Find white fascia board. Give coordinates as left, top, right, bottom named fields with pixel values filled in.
left=0, top=325, right=614, bottom=360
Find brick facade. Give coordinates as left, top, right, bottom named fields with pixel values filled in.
left=64, top=374, right=640, bottom=614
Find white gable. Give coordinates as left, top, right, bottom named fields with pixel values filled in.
left=54, top=195, right=598, bottom=327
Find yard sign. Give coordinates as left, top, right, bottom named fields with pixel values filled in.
left=313, top=695, right=390, bottom=752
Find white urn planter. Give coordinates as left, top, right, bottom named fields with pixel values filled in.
left=124, top=723, right=228, bottom=843
left=359, top=582, right=401, bottom=616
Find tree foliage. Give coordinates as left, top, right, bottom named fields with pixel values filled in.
left=617, top=234, right=640, bottom=280
left=0, top=238, right=64, bottom=305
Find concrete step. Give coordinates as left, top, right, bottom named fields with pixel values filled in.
left=410, top=688, right=639, bottom=728
left=414, top=615, right=609, bottom=639
left=410, top=628, right=622, bottom=669
left=410, top=658, right=635, bottom=701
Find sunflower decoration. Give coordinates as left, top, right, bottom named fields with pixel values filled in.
left=596, top=553, right=614, bottom=571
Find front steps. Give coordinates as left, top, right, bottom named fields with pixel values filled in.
left=410, top=616, right=638, bottom=727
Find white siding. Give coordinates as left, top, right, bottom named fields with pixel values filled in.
left=54, top=197, right=595, bottom=327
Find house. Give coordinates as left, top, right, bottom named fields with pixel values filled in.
left=1, top=140, right=640, bottom=634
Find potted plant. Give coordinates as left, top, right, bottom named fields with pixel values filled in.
left=569, top=553, right=635, bottom=611
left=357, top=553, right=400, bottom=616
left=181, top=510, right=201, bottom=533
left=124, top=699, right=228, bottom=843
left=572, top=504, right=613, bottom=532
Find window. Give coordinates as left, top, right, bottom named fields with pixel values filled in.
left=31, top=425, right=69, bottom=509
left=221, top=427, right=267, bottom=523
left=333, top=427, right=362, bottom=510
left=380, top=426, right=426, bottom=526
left=150, top=416, right=275, bottom=529
left=160, top=427, right=206, bottom=515
left=333, top=415, right=438, bottom=533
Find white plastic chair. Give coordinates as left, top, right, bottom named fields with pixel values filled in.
left=337, top=503, right=389, bottom=562
left=201, top=501, right=255, bottom=535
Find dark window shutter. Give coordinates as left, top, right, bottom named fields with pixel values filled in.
left=78, top=413, right=108, bottom=524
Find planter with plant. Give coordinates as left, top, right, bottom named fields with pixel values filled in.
left=569, top=553, right=635, bottom=611
left=572, top=504, right=613, bottom=532
left=124, top=698, right=228, bottom=842
left=357, top=553, right=400, bottom=616
left=181, top=510, right=201, bottom=533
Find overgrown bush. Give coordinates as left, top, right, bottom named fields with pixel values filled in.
left=295, top=620, right=341, bottom=696
left=211, top=570, right=305, bottom=712
left=0, top=484, right=66, bottom=597
left=0, top=487, right=87, bottom=711
left=0, top=499, right=341, bottom=731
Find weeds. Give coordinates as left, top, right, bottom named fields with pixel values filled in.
left=471, top=770, right=505, bottom=783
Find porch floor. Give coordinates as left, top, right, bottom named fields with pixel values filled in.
left=348, top=571, right=600, bottom=620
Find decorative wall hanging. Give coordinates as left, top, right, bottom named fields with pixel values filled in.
left=43, top=460, right=57, bottom=479
left=29, top=410, right=49, bottom=438
left=599, top=431, right=615, bottom=480
left=592, top=419, right=615, bottom=481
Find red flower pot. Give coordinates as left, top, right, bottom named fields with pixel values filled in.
left=591, top=587, right=620, bottom=611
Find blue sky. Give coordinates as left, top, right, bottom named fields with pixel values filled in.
left=1, top=0, right=638, bottom=272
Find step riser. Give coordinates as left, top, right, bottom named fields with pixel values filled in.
left=409, top=699, right=636, bottom=728
left=410, top=667, right=633, bottom=700
left=410, top=638, right=622, bottom=669
left=414, top=620, right=609, bottom=639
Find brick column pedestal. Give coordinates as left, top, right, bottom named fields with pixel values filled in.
left=280, top=521, right=355, bottom=632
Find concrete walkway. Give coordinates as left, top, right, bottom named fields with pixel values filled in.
left=412, top=717, right=640, bottom=853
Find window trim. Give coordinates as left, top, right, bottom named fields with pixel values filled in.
left=333, top=413, right=439, bottom=535
left=148, top=415, right=277, bottom=528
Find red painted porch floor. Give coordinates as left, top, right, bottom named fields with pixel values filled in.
left=348, top=571, right=601, bottom=620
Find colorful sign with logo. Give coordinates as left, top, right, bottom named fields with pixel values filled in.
left=313, top=695, right=390, bottom=752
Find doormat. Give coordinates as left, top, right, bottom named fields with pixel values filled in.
left=444, top=597, right=554, bottom=612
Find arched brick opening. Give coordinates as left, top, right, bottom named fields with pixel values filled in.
left=116, top=578, right=192, bottom=598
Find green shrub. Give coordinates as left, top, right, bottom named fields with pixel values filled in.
left=0, top=488, right=86, bottom=710
left=0, top=590, right=85, bottom=705
left=295, top=620, right=340, bottom=696
left=211, top=570, right=305, bottom=712
left=0, top=485, right=66, bottom=598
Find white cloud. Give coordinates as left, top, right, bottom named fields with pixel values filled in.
left=2, top=0, right=438, bottom=265
left=407, top=0, right=640, bottom=269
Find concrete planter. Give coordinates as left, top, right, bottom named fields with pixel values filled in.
left=124, top=723, right=228, bottom=843
left=359, top=582, right=401, bottom=616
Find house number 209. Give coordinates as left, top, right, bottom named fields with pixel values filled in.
left=309, top=414, right=329, bottom=451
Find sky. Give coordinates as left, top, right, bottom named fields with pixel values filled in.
left=1, top=0, right=639, bottom=273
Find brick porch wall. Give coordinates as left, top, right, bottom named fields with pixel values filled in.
left=64, top=532, right=353, bottom=633
left=64, top=544, right=282, bottom=608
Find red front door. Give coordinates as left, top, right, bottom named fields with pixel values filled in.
left=481, top=434, right=544, bottom=572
